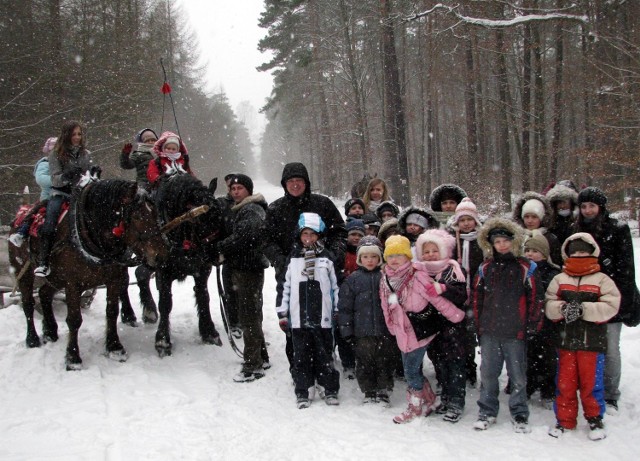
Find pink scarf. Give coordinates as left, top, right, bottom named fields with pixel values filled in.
left=421, top=259, right=466, bottom=282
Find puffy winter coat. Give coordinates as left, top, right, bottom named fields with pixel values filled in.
left=48, top=147, right=92, bottom=198
left=33, top=157, right=51, bottom=201
left=216, top=193, right=270, bottom=272
left=380, top=263, right=464, bottom=353
left=147, top=131, right=193, bottom=186
left=277, top=243, right=339, bottom=329
left=338, top=267, right=389, bottom=338
left=120, top=143, right=155, bottom=188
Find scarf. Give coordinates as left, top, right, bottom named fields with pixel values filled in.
left=162, top=151, right=181, bottom=161
left=422, top=259, right=466, bottom=282
left=563, top=256, right=601, bottom=277
left=457, top=230, right=477, bottom=272
left=384, top=260, right=414, bottom=303
left=368, top=200, right=382, bottom=213
left=300, top=242, right=325, bottom=280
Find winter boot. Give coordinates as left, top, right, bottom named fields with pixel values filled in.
left=376, top=390, right=391, bottom=407
left=8, top=232, right=25, bottom=247
left=422, top=380, right=438, bottom=416
left=34, top=232, right=53, bottom=277
left=393, top=389, right=425, bottom=424
left=548, top=423, right=568, bottom=438
left=512, top=414, right=531, bottom=433
left=473, top=415, right=497, bottom=431
left=605, top=399, right=618, bottom=416
left=587, top=416, right=606, bottom=441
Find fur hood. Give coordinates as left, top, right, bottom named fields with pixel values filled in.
left=398, top=206, right=439, bottom=231
left=561, top=232, right=600, bottom=260
left=429, top=184, right=467, bottom=212
left=478, top=217, right=525, bottom=257
left=512, top=191, right=552, bottom=228
left=231, top=193, right=267, bottom=212
left=545, top=183, right=578, bottom=207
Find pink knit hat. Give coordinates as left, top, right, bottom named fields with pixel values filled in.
left=452, top=197, right=481, bottom=228
left=416, top=229, right=456, bottom=259
left=42, top=137, right=58, bottom=154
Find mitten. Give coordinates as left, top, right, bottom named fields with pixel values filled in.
left=278, top=317, right=289, bottom=332
left=62, top=166, right=83, bottom=182
left=561, top=300, right=583, bottom=323
left=89, top=165, right=102, bottom=178
left=122, top=143, right=133, bottom=155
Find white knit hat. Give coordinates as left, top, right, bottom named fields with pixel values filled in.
left=452, top=197, right=481, bottom=228
left=521, top=199, right=545, bottom=220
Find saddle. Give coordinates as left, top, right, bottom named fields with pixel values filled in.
left=12, top=202, right=69, bottom=238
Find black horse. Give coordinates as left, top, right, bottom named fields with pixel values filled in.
left=8, top=179, right=168, bottom=370
left=149, top=173, right=225, bottom=357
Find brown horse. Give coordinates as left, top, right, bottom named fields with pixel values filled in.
left=8, top=179, right=168, bottom=370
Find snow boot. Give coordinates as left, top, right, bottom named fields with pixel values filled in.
left=325, top=394, right=339, bottom=406
left=443, top=408, right=463, bottom=423
left=473, top=415, right=497, bottom=431
left=605, top=399, right=618, bottom=416
left=363, top=392, right=377, bottom=404
left=548, top=423, right=568, bottom=438
left=587, top=416, right=606, bottom=441
left=296, top=397, right=311, bottom=409
left=512, top=415, right=531, bottom=433
left=393, top=389, right=425, bottom=424
left=376, top=390, right=391, bottom=407
left=422, top=380, right=438, bottom=416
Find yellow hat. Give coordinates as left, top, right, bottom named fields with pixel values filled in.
left=383, top=235, right=413, bottom=261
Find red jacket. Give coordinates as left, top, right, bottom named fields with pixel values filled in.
left=147, top=131, right=193, bottom=186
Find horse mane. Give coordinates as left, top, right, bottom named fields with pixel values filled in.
left=82, top=180, right=135, bottom=232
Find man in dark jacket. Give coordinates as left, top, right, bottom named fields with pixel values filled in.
left=217, top=174, right=270, bottom=382
left=264, top=162, right=347, bottom=369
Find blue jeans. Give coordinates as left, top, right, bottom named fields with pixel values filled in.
left=604, top=322, right=622, bottom=401
left=41, top=195, right=65, bottom=236
left=401, top=346, right=427, bottom=391
left=477, top=335, right=528, bottom=419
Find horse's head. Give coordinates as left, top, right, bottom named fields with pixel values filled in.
left=120, top=185, right=169, bottom=268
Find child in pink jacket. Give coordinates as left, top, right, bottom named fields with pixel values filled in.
left=380, top=235, right=465, bottom=424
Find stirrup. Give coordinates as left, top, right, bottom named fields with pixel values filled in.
left=34, top=265, right=51, bottom=277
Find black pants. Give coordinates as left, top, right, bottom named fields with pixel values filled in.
left=354, top=336, right=395, bottom=394
left=292, top=328, right=340, bottom=398
left=526, top=331, right=557, bottom=400
left=232, top=270, right=267, bottom=372
left=222, top=264, right=239, bottom=327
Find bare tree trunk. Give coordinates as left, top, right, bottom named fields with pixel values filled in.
left=380, top=0, right=410, bottom=205
left=464, top=35, right=479, bottom=188
left=496, top=27, right=512, bottom=208
left=521, top=15, right=533, bottom=191
left=549, top=0, right=565, bottom=182
left=532, top=26, right=547, bottom=190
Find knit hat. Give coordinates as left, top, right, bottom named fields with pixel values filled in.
left=375, top=201, right=400, bottom=221
left=164, top=136, right=180, bottom=149
left=405, top=212, right=429, bottom=229
left=383, top=235, right=413, bottom=261
left=42, top=137, right=58, bottom=154
left=566, top=238, right=596, bottom=256
left=229, top=173, right=253, bottom=195
left=452, top=197, right=481, bottom=227
left=298, top=212, right=325, bottom=234
left=578, top=186, right=607, bottom=209
left=416, top=229, right=456, bottom=260
left=524, top=232, right=550, bottom=260
left=356, top=236, right=383, bottom=266
left=344, top=198, right=365, bottom=216
left=378, top=218, right=399, bottom=242
left=488, top=227, right=514, bottom=243
left=521, top=199, right=545, bottom=220
left=346, top=218, right=365, bottom=235
left=135, top=128, right=158, bottom=143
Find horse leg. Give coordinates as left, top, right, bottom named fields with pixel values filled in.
left=194, top=268, right=222, bottom=347
left=64, top=286, right=83, bottom=370
left=154, top=271, right=173, bottom=357
left=20, top=271, right=40, bottom=348
left=106, top=277, right=128, bottom=362
left=136, top=264, right=157, bottom=324
left=119, top=270, right=138, bottom=327
left=40, top=284, right=58, bottom=344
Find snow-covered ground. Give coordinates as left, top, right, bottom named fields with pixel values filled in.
left=1, top=178, right=638, bottom=460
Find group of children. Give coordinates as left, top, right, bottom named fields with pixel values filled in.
left=274, top=177, right=623, bottom=442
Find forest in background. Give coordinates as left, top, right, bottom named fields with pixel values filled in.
left=258, top=0, right=639, bottom=215
left=0, top=0, right=252, bottom=225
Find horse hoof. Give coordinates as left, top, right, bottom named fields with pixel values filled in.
left=43, top=333, right=59, bottom=344
left=143, top=312, right=158, bottom=324
left=26, top=336, right=41, bottom=348
left=203, top=333, right=223, bottom=347
left=155, top=340, right=172, bottom=357
left=65, top=358, right=83, bottom=371
left=122, top=319, right=138, bottom=328
left=107, top=349, right=129, bottom=362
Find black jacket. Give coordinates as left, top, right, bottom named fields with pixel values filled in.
left=338, top=267, right=390, bottom=338
left=217, top=194, right=269, bottom=272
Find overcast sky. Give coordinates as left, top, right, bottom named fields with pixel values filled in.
left=180, top=0, right=273, bottom=139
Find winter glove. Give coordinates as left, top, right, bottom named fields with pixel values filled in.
left=278, top=317, right=289, bottom=333
left=89, top=165, right=102, bottom=178
left=561, top=301, right=583, bottom=323
left=122, top=143, right=133, bottom=155
left=61, top=166, right=83, bottom=182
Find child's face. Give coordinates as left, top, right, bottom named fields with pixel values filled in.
left=380, top=210, right=395, bottom=221
left=360, top=254, right=380, bottom=270
left=555, top=199, right=571, bottom=211
left=163, top=143, right=180, bottom=154
left=580, top=202, right=600, bottom=220
left=457, top=216, right=477, bottom=233
left=365, top=226, right=378, bottom=236
left=347, top=231, right=363, bottom=246
left=300, top=229, right=318, bottom=247
left=142, top=133, right=157, bottom=144
left=441, top=199, right=458, bottom=212
left=523, top=213, right=541, bottom=230
left=348, top=204, right=364, bottom=216
left=385, top=254, right=410, bottom=270
left=524, top=248, right=545, bottom=262
left=369, top=184, right=384, bottom=201
left=405, top=223, right=424, bottom=236
left=569, top=250, right=591, bottom=257
left=421, top=242, right=441, bottom=262
left=492, top=236, right=513, bottom=255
